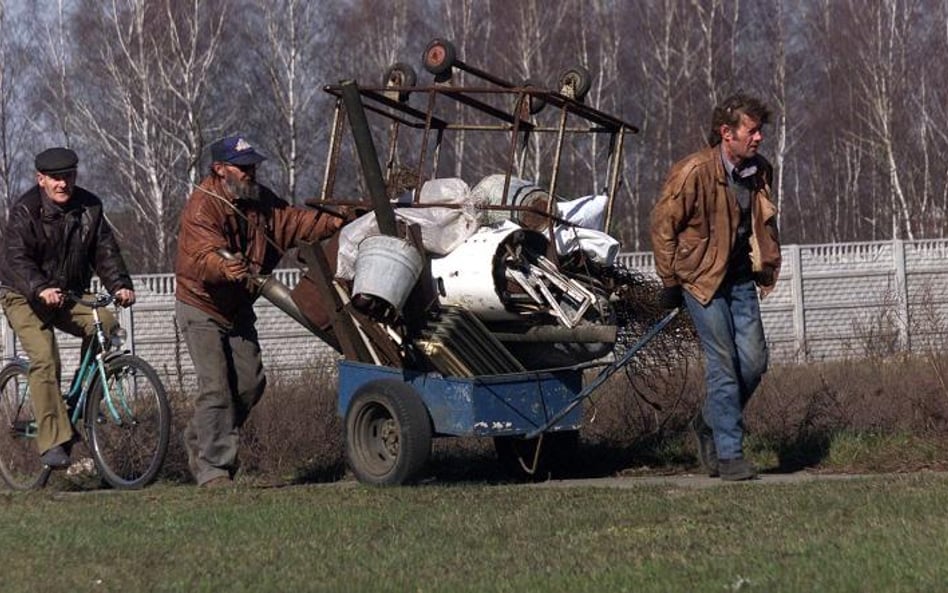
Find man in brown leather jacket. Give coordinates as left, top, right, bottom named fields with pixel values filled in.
left=650, top=93, right=781, bottom=481
left=174, top=135, right=343, bottom=487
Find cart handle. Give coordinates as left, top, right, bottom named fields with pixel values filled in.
left=523, top=307, right=681, bottom=440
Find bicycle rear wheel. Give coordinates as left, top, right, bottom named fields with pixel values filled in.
left=0, top=361, right=51, bottom=490
left=85, top=354, right=170, bottom=489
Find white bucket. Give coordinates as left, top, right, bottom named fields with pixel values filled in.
left=352, top=235, right=424, bottom=311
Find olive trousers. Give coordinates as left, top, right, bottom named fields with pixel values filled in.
left=1, top=290, right=116, bottom=455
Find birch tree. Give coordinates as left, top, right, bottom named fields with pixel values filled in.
left=252, top=0, right=326, bottom=203
left=67, top=0, right=221, bottom=270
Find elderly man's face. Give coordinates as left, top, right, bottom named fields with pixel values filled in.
left=215, top=162, right=260, bottom=201
left=37, top=171, right=77, bottom=205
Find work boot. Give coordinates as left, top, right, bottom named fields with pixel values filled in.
left=718, top=457, right=758, bottom=481
left=40, top=445, right=72, bottom=469
left=690, top=414, right=719, bottom=477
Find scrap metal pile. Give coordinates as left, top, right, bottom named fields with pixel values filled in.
left=286, top=39, right=674, bottom=377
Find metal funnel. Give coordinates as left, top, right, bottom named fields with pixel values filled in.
left=216, top=248, right=339, bottom=348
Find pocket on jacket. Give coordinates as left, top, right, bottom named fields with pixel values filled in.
left=673, top=236, right=709, bottom=282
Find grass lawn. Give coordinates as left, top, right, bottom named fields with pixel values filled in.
left=2, top=472, right=948, bottom=592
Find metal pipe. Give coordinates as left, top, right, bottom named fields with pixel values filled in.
left=491, top=325, right=617, bottom=343
left=524, top=308, right=680, bottom=439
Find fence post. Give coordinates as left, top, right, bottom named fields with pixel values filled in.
left=893, top=238, right=910, bottom=351
left=119, top=306, right=135, bottom=356
left=1, top=312, right=15, bottom=360
left=789, top=244, right=807, bottom=362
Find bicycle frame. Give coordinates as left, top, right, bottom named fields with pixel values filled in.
left=63, top=295, right=129, bottom=427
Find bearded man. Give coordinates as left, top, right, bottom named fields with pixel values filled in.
left=174, top=135, right=343, bottom=487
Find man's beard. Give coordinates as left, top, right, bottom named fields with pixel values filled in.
left=224, top=176, right=260, bottom=201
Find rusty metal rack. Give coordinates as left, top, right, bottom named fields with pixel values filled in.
left=314, top=37, right=639, bottom=237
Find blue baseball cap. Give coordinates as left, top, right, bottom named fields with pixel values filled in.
left=210, top=136, right=266, bottom=166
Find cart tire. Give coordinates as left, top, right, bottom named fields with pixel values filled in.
left=345, top=379, right=432, bottom=486
left=558, top=66, right=592, bottom=101
left=494, top=430, right=580, bottom=481
left=383, top=62, right=417, bottom=102
left=422, top=38, right=456, bottom=76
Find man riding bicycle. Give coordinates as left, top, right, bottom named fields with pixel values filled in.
left=0, top=147, right=135, bottom=469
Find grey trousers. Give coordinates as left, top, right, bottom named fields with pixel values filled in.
left=176, top=301, right=266, bottom=486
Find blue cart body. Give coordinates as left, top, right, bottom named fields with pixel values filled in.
left=337, top=360, right=584, bottom=437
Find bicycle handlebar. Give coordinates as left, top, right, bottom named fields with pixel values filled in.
left=66, top=291, right=116, bottom=309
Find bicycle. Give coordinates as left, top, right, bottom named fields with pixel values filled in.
left=0, top=292, right=170, bottom=490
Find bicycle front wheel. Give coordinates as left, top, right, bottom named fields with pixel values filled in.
left=85, top=355, right=170, bottom=489
left=0, top=361, right=51, bottom=490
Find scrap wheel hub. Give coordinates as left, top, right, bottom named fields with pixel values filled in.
left=366, top=411, right=400, bottom=465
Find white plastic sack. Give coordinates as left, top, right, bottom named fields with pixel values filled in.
left=336, top=208, right=479, bottom=280
left=557, top=194, right=608, bottom=231
left=554, top=226, right=619, bottom=266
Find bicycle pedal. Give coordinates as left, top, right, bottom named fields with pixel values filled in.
left=10, top=420, right=37, bottom=437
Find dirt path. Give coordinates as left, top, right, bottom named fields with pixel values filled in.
left=532, top=470, right=928, bottom=490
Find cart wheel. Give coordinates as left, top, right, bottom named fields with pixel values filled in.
left=558, top=66, right=592, bottom=101
left=493, top=430, right=580, bottom=481
left=345, top=379, right=432, bottom=486
left=522, top=79, right=546, bottom=115
left=422, top=38, right=456, bottom=76
left=383, top=62, right=417, bottom=102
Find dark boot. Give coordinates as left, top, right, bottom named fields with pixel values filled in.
left=40, top=445, right=71, bottom=469
left=690, top=414, right=719, bottom=477
left=718, top=457, right=757, bottom=481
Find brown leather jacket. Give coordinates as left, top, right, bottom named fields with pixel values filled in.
left=650, top=146, right=781, bottom=305
left=174, top=175, right=342, bottom=324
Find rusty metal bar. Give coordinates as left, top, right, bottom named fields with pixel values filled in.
left=603, top=127, right=627, bottom=234
left=318, top=99, right=345, bottom=202
left=339, top=79, right=397, bottom=237
left=546, top=102, right=571, bottom=209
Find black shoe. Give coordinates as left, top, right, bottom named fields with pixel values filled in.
left=718, top=457, right=757, bottom=481
left=690, top=414, right=719, bottom=477
left=40, top=445, right=72, bottom=469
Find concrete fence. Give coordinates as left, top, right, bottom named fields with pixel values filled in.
left=4, top=238, right=948, bottom=389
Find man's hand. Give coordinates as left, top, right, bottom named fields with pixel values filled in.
left=114, top=288, right=136, bottom=307
left=659, top=285, right=684, bottom=310
left=221, top=258, right=249, bottom=282
left=38, top=287, right=66, bottom=308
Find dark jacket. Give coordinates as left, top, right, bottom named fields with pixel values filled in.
left=650, top=146, right=781, bottom=305
left=174, top=175, right=342, bottom=325
left=0, top=186, right=133, bottom=302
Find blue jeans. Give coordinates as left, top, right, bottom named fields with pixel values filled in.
left=684, top=280, right=768, bottom=460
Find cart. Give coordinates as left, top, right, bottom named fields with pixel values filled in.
left=283, top=39, right=676, bottom=485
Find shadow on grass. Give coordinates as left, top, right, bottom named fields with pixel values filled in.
left=767, top=433, right=835, bottom=474
left=421, top=427, right=840, bottom=485
left=420, top=432, right=698, bottom=485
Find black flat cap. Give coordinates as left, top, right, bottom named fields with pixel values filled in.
left=35, top=147, right=79, bottom=175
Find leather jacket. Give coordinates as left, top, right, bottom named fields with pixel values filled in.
left=174, top=174, right=342, bottom=325
left=0, top=185, right=133, bottom=302
left=650, top=146, right=781, bottom=305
